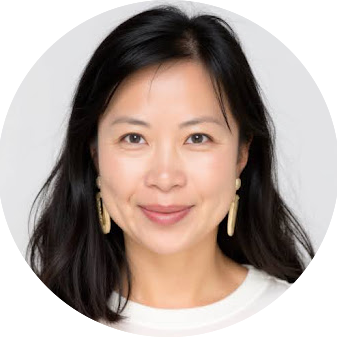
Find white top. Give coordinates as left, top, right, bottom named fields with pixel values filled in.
left=100, top=264, right=291, bottom=336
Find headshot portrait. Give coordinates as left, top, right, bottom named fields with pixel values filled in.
left=1, top=1, right=336, bottom=337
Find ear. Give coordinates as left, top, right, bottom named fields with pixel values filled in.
left=237, top=136, right=253, bottom=176
left=90, top=140, right=99, bottom=173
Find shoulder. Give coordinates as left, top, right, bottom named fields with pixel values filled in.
left=246, top=264, right=292, bottom=303
left=216, top=265, right=293, bottom=324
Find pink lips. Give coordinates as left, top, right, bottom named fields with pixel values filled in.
left=139, top=206, right=193, bottom=225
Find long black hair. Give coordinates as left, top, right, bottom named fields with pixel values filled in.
left=26, top=5, right=315, bottom=324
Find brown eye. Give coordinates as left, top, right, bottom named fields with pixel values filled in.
left=121, top=133, right=145, bottom=144
left=120, top=133, right=212, bottom=145
left=186, top=133, right=211, bottom=144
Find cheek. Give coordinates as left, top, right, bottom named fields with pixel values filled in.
left=97, top=146, right=145, bottom=228
left=99, top=147, right=143, bottom=200
left=187, top=149, right=238, bottom=226
left=187, top=149, right=237, bottom=198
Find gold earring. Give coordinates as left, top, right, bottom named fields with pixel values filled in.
left=96, top=176, right=111, bottom=234
left=227, top=178, right=241, bottom=237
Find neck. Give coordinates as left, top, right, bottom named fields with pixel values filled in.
left=118, top=229, right=247, bottom=309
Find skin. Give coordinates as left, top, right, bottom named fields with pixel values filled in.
left=90, top=60, right=252, bottom=309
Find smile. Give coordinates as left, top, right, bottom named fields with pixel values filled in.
left=139, top=206, right=193, bottom=225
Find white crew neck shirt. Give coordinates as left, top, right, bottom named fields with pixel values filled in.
left=100, top=264, right=291, bottom=336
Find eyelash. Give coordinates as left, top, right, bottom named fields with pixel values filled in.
left=120, top=133, right=213, bottom=145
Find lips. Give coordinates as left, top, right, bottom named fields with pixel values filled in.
left=139, top=205, right=194, bottom=225
left=139, top=204, right=193, bottom=213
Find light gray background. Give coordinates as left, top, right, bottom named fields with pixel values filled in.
left=0, top=0, right=336, bottom=265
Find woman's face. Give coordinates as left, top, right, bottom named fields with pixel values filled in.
left=91, top=60, right=250, bottom=255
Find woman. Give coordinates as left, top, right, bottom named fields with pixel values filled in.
left=26, top=4, right=315, bottom=335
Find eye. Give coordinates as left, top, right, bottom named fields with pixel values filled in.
left=186, top=133, right=212, bottom=144
left=120, top=133, right=146, bottom=144
left=120, top=133, right=212, bottom=145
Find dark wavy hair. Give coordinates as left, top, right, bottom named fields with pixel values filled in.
left=26, top=5, right=315, bottom=324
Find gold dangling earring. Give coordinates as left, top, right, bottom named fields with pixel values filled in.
left=227, top=178, right=241, bottom=237
left=96, top=176, right=111, bottom=234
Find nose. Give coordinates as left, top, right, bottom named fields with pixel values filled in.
left=144, top=143, right=187, bottom=192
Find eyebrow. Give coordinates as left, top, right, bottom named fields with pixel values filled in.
left=110, top=116, right=226, bottom=129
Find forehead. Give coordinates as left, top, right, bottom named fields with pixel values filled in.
left=104, top=60, right=233, bottom=127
